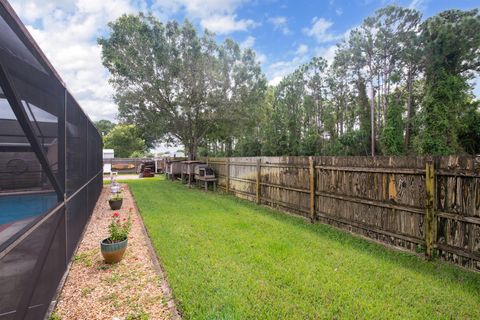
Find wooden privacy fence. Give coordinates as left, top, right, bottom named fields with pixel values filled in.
left=103, top=157, right=152, bottom=173
left=205, top=156, right=480, bottom=271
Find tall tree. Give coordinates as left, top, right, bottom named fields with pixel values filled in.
left=94, top=119, right=115, bottom=136
left=381, top=93, right=404, bottom=155
left=356, top=77, right=372, bottom=155
left=275, top=70, right=305, bottom=155
left=419, top=9, right=480, bottom=154
left=103, top=124, right=147, bottom=158
left=348, top=28, right=377, bottom=155
left=98, top=15, right=265, bottom=159
left=457, top=100, right=480, bottom=155
left=261, top=87, right=289, bottom=155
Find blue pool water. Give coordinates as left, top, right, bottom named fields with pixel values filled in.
left=0, top=193, right=58, bottom=225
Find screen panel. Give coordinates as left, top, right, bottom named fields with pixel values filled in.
left=66, top=93, right=87, bottom=196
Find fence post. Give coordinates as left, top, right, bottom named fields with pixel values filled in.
left=256, top=158, right=261, bottom=204
left=309, top=156, right=316, bottom=222
left=425, top=160, right=436, bottom=260
left=226, top=158, right=230, bottom=194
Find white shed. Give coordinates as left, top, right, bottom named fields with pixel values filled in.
left=103, top=149, right=114, bottom=160
left=103, top=149, right=114, bottom=174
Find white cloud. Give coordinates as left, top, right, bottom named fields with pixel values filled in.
left=8, top=0, right=257, bottom=121
left=201, top=14, right=258, bottom=34
left=154, top=0, right=257, bottom=34
left=164, top=0, right=246, bottom=18
left=314, top=45, right=337, bottom=65
left=240, top=36, right=256, bottom=49
left=269, top=76, right=283, bottom=86
left=328, top=0, right=342, bottom=16
left=296, top=44, right=309, bottom=56
left=268, top=16, right=291, bottom=35
left=239, top=36, right=266, bottom=65
left=265, top=43, right=338, bottom=87
left=408, top=0, right=427, bottom=10
left=255, top=52, right=267, bottom=64
left=9, top=0, right=146, bottom=121
left=265, top=50, right=309, bottom=86
left=302, top=17, right=339, bottom=43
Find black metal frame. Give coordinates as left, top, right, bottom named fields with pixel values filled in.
left=0, top=64, right=63, bottom=200
left=0, top=1, right=103, bottom=319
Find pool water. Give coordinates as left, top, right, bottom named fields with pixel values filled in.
left=0, top=193, right=58, bottom=225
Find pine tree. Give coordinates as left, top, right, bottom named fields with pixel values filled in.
left=381, top=95, right=404, bottom=155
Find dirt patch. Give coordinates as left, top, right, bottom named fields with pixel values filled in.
left=55, top=185, right=178, bottom=320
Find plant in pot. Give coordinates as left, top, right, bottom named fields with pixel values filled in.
left=101, top=211, right=132, bottom=264
left=109, top=191, right=123, bottom=210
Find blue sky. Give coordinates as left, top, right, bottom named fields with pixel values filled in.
left=9, top=0, right=480, bottom=121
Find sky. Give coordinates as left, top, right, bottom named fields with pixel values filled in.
left=9, top=0, right=480, bottom=123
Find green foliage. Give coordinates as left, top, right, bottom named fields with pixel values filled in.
left=107, top=210, right=132, bottom=242
left=299, top=128, right=320, bottom=156
left=356, top=78, right=372, bottom=155
left=74, top=249, right=96, bottom=267
left=103, top=124, right=147, bottom=158
left=130, top=150, right=153, bottom=158
left=458, top=100, right=480, bottom=154
left=94, top=119, right=115, bottom=136
left=110, top=191, right=123, bottom=201
left=261, top=87, right=289, bottom=156
left=49, top=312, right=61, bottom=320
left=234, top=135, right=262, bottom=156
left=126, top=311, right=149, bottom=320
left=320, top=139, right=344, bottom=156
left=418, top=9, right=480, bottom=155
left=421, top=9, right=480, bottom=78
left=419, top=71, right=467, bottom=155
left=127, top=178, right=480, bottom=319
left=381, top=95, right=405, bottom=155
left=339, top=131, right=371, bottom=155
left=99, top=15, right=265, bottom=159
left=99, top=7, right=480, bottom=158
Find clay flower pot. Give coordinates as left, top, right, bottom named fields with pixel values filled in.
left=101, top=238, right=128, bottom=264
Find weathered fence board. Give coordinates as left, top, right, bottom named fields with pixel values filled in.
left=206, top=155, right=480, bottom=272
left=103, top=157, right=152, bottom=173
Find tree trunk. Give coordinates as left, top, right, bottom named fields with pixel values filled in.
left=404, top=68, right=414, bottom=151
left=226, top=137, right=233, bottom=157
left=370, top=80, right=376, bottom=156
left=186, top=141, right=197, bottom=160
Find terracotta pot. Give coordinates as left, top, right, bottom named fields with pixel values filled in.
left=101, top=238, right=128, bottom=264
left=109, top=198, right=123, bottom=210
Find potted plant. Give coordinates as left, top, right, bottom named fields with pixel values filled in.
left=100, top=211, right=132, bottom=264
left=108, top=192, right=123, bottom=210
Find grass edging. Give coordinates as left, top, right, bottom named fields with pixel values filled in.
left=127, top=184, right=182, bottom=319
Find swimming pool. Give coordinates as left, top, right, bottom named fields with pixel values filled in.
left=0, top=192, right=58, bottom=225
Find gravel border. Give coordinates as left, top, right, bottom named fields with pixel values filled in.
left=54, top=185, right=179, bottom=319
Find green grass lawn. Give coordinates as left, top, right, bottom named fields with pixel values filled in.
left=127, top=178, right=480, bottom=319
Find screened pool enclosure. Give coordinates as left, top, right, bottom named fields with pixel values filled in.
left=0, top=1, right=103, bottom=319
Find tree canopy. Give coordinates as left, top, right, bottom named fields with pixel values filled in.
left=100, top=7, right=480, bottom=158
left=94, top=119, right=115, bottom=136
left=98, top=15, right=266, bottom=159
left=103, top=124, right=147, bottom=158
